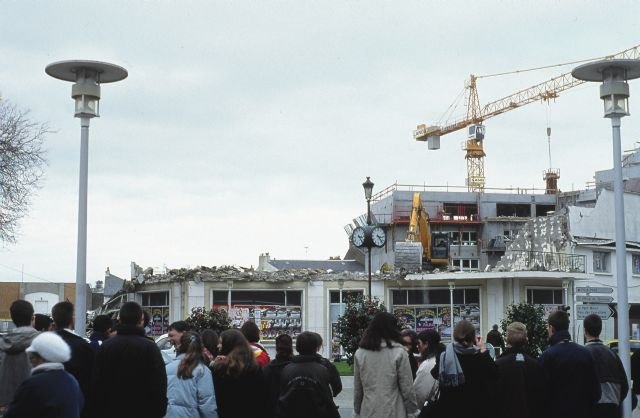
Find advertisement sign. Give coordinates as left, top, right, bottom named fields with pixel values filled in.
left=215, top=304, right=302, bottom=340
left=394, top=307, right=416, bottom=329
left=415, top=309, right=437, bottom=332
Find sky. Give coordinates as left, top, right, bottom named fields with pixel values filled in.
left=1, top=0, right=640, bottom=286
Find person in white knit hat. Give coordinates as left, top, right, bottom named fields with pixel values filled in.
left=4, top=331, right=84, bottom=418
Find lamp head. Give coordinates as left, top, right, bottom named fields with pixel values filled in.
left=45, top=60, right=128, bottom=120
left=71, top=68, right=101, bottom=118
left=599, top=66, right=630, bottom=118
left=362, top=177, right=374, bottom=201
left=572, top=59, right=640, bottom=119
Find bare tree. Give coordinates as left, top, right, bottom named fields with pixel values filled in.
left=0, top=98, right=47, bottom=243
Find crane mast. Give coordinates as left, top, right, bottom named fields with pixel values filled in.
left=414, top=42, right=640, bottom=192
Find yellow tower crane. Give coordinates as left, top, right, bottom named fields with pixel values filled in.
left=413, top=42, right=640, bottom=192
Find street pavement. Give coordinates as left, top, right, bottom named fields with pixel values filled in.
left=336, top=375, right=354, bottom=418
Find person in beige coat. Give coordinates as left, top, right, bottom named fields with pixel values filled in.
left=354, top=312, right=420, bottom=418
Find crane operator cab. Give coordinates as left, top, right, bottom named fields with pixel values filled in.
left=432, top=231, right=449, bottom=260
left=468, top=124, right=485, bottom=141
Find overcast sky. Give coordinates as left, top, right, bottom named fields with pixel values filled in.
left=1, top=1, right=640, bottom=285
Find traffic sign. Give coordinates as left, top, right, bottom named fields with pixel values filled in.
left=576, top=295, right=614, bottom=303
left=575, top=304, right=615, bottom=320
left=575, top=286, right=614, bottom=294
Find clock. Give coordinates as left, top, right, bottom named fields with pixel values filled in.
left=371, top=226, right=386, bottom=247
left=351, top=227, right=366, bottom=247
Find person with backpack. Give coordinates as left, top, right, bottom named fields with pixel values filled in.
left=279, top=331, right=339, bottom=418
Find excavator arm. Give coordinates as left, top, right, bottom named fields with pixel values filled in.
left=402, top=192, right=448, bottom=269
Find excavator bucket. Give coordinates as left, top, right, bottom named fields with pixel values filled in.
left=394, top=241, right=423, bottom=272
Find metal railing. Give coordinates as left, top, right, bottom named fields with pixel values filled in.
left=505, top=250, right=585, bottom=273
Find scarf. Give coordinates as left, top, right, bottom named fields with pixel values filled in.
left=438, top=342, right=479, bottom=388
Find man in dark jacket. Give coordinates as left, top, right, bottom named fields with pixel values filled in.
left=539, top=310, right=600, bottom=418
left=311, top=331, right=342, bottom=397
left=486, top=324, right=505, bottom=356
left=584, top=313, right=629, bottom=418
left=280, top=331, right=339, bottom=418
left=93, top=301, right=167, bottom=418
left=495, top=322, right=547, bottom=418
left=88, top=315, right=114, bottom=352
left=52, top=301, right=95, bottom=418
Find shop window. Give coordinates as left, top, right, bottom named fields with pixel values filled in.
left=212, top=290, right=303, bottom=340
left=140, top=291, right=170, bottom=337
left=390, top=287, right=481, bottom=341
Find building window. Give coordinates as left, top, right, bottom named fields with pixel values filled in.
left=593, top=251, right=609, bottom=273
left=452, top=259, right=480, bottom=271
left=212, top=290, right=303, bottom=340
left=390, top=288, right=480, bottom=340
left=633, top=254, right=640, bottom=274
left=140, top=291, right=170, bottom=337
left=526, top=288, right=564, bottom=318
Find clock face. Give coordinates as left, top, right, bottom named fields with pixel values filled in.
left=351, top=227, right=366, bottom=247
left=371, top=226, right=386, bottom=247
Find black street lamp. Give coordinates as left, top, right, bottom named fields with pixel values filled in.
left=363, top=177, right=374, bottom=225
left=351, top=177, right=386, bottom=300
left=363, top=177, right=373, bottom=297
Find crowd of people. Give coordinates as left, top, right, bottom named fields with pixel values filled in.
left=354, top=310, right=634, bottom=418
left=0, top=297, right=638, bottom=418
left=0, top=299, right=342, bottom=418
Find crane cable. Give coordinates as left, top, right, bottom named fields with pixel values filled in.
left=476, top=54, right=610, bottom=80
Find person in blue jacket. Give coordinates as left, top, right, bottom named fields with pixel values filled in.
left=164, top=331, right=218, bottom=418
left=5, top=331, right=83, bottom=418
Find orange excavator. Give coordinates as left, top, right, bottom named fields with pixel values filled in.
left=395, top=192, right=449, bottom=271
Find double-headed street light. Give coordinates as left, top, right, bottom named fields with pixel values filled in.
left=572, top=58, right=640, bottom=418
left=350, top=177, right=386, bottom=298
left=46, top=60, right=128, bottom=335
left=363, top=177, right=374, bottom=297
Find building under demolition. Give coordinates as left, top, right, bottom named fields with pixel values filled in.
left=92, top=148, right=640, bottom=355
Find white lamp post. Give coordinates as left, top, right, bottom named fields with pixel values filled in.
left=45, top=60, right=127, bottom=335
left=572, top=59, right=640, bottom=418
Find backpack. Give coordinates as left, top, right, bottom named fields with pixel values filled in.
left=278, top=375, right=339, bottom=418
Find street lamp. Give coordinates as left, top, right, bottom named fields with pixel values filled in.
left=572, top=58, right=640, bottom=418
left=363, top=177, right=374, bottom=297
left=45, top=60, right=128, bottom=335
left=363, top=177, right=374, bottom=225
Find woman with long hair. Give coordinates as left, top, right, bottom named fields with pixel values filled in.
left=414, top=330, right=444, bottom=414
left=211, top=329, right=269, bottom=418
left=430, top=320, right=499, bottom=418
left=353, top=312, right=419, bottom=418
left=164, top=331, right=218, bottom=418
left=201, top=329, right=219, bottom=368
left=401, top=329, right=420, bottom=379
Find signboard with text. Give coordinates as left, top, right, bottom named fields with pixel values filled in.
left=575, top=304, right=614, bottom=320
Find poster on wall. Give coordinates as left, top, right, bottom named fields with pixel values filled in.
left=151, top=308, right=164, bottom=335
left=437, top=307, right=460, bottom=338
left=393, top=307, right=416, bottom=329
left=459, top=304, right=481, bottom=334
left=215, top=304, right=302, bottom=340
left=416, top=309, right=437, bottom=332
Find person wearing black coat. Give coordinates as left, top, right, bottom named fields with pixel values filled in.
left=93, top=302, right=168, bottom=418
left=495, top=322, right=547, bottom=418
left=430, top=320, right=499, bottom=418
left=279, top=332, right=339, bottom=418
left=52, top=301, right=95, bottom=418
left=212, top=329, right=270, bottom=418
left=538, top=310, right=600, bottom=418
left=264, top=334, right=294, bottom=415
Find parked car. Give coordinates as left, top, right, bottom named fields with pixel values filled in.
left=605, top=339, right=640, bottom=355
left=155, top=333, right=176, bottom=363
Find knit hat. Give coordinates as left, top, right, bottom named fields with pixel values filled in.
left=26, top=331, right=71, bottom=363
